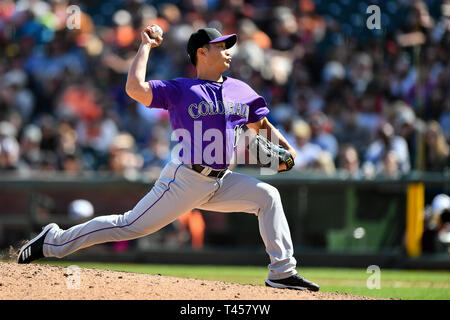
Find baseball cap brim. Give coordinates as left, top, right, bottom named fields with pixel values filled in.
left=209, top=34, right=237, bottom=48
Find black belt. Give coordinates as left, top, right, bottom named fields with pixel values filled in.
left=191, top=164, right=227, bottom=178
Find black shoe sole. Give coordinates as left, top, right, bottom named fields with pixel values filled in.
left=265, top=279, right=320, bottom=292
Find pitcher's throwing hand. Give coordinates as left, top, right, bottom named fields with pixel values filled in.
left=141, top=25, right=163, bottom=48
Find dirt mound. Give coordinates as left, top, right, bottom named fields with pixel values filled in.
left=0, top=262, right=377, bottom=300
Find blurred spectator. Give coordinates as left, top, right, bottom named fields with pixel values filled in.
left=271, top=6, right=298, bottom=51
left=423, top=120, right=450, bottom=172
left=422, top=194, right=450, bottom=253
left=38, top=114, right=59, bottom=155
left=334, top=108, right=371, bottom=159
left=356, top=85, right=384, bottom=134
left=377, top=150, right=401, bottom=179
left=61, top=153, right=83, bottom=174
left=140, top=125, right=171, bottom=176
left=296, top=0, right=326, bottom=44
left=59, top=82, right=103, bottom=123
left=232, top=19, right=268, bottom=74
left=390, top=100, right=426, bottom=170
left=337, top=144, right=362, bottom=179
left=308, top=111, right=338, bottom=159
left=291, top=119, right=321, bottom=170
left=105, top=132, right=143, bottom=177
left=403, top=0, right=435, bottom=33
left=390, top=54, right=416, bottom=103
left=39, top=151, right=59, bottom=172
left=57, top=121, right=79, bottom=157
left=0, top=121, right=20, bottom=170
left=322, top=61, right=345, bottom=85
left=177, top=209, right=206, bottom=250
left=75, top=108, right=119, bottom=169
left=121, top=101, right=154, bottom=147
left=364, top=122, right=411, bottom=176
left=1, top=69, right=35, bottom=121
left=311, top=151, right=336, bottom=176
left=18, top=124, right=42, bottom=170
left=348, top=53, right=373, bottom=96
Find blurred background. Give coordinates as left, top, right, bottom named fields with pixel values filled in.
left=0, top=0, right=449, bottom=268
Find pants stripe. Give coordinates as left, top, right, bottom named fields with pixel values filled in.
left=43, top=164, right=183, bottom=247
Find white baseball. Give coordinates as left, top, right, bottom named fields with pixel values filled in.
left=148, top=25, right=163, bottom=39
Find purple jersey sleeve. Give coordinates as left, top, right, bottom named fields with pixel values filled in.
left=247, top=95, right=270, bottom=124
left=148, top=79, right=182, bottom=110
left=232, top=78, right=270, bottom=124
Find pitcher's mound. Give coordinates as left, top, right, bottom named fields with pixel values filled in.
left=0, top=262, right=377, bottom=300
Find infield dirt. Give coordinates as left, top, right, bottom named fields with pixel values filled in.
left=0, top=262, right=380, bottom=300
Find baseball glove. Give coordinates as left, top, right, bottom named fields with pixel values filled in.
left=247, top=133, right=295, bottom=172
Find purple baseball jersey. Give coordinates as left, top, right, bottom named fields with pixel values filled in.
left=148, top=76, right=269, bottom=169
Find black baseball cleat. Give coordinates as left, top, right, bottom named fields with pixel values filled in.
left=17, top=223, right=58, bottom=264
left=265, top=274, right=320, bottom=291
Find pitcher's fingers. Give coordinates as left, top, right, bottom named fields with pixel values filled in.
left=141, top=30, right=151, bottom=42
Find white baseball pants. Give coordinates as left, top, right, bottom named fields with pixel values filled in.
left=43, top=159, right=297, bottom=280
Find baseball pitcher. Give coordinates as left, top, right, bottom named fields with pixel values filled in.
left=17, top=25, right=319, bottom=291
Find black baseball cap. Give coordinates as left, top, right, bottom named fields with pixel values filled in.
left=187, top=28, right=237, bottom=65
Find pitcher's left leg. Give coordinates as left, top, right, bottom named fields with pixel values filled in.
left=255, top=182, right=298, bottom=280
left=197, top=171, right=297, bottom=280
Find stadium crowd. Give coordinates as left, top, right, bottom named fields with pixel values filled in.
left=0, top=0, right=449, bottom=179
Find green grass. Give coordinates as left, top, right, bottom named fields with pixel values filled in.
left=43, top=261, right=450, bottom=300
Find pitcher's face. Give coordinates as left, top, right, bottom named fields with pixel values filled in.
left=204, top=41, right=232, bottom=73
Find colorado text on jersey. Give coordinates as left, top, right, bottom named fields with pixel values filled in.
left=188, top=100, right=249, bottom=121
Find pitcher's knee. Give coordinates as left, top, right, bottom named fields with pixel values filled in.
left=123, top=209, right=166, bottom=237
left=119, top=211, right=147, bottom=237
left=258, top=183, right=282, bottom=207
